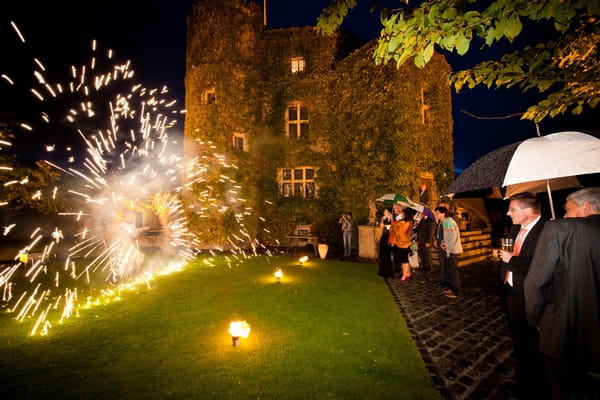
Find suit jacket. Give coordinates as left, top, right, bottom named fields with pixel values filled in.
left=500, top=217, right=546, bottom=312
left=416, top=217, right=435, bottom=246
left=524, top=214, right=600, bottom=371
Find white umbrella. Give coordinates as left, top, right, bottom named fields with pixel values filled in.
left=502, top=131, right=600, bottom=186
left=502, top=131, right=600, bottom=217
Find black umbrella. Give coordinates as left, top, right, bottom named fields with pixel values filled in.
left=444, top=142, right=519, bottom=196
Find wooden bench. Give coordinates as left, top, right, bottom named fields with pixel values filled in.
left=286, top=235, right=319, bottom=256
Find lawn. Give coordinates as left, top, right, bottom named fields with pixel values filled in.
left=0, top=255, right=439, bottom=399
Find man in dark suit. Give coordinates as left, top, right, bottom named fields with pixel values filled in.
left=500, top=192, right=547, bottom=397
left=525, top=187, right=600, bottom=400
left=415, top=213, right=435, bottom=273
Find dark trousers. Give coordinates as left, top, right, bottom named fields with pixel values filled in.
left=505, top=293, right=549, bottom=397
left=438, top=248, right=449, bottom=283
left=378, top=242, right=394, bottom=278
left=417, top=243, right=432, bottom=271
left=545, top=357, right=600, bottom=400
left=447, top=253, right=461, bottom=294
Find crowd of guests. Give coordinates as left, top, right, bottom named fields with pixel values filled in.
left=377, top=199, right=463, bottom=299
left=374, top=186, right=600, bottom=400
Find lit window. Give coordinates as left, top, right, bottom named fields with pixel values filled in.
left=286, top=103, right=309, bottom=139
left=233, top=132, right=247, bottom=151
left=291, top=56, right=305, bottom=73
left=279, top=167, right=317, bottom=198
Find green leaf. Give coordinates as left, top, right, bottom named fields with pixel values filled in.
left=441, top=7, right=457, bottom=20
left=504, top=17, right=523, bottom=40
left=455, top=35, right=470, bottom=55
left=387, top=35, right=401, bottom=53
left=423, top=42, right=435, bottom=64
left=484, top=28, right=495, bottom=46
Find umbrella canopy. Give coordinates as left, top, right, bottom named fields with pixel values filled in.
left=401, top=201, right=436, bottom=221
left=376, top=193, right=412, bottom=205
left=376, top=194, right=435, bottom=221
left=444, top=131, right=600, bottom=197
left=502, top=131, right=600, bottom=186
left=443, top=131, right=600, bottom=218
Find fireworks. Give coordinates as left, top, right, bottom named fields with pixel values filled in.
left=0, top=20, right=262, bottom=336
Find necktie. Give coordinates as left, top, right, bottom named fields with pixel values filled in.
left=513, top=227, right=527, bottom=256
left=504, top=227, right=527, bottom=285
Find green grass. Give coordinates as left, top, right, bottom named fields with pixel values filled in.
left=0, top=256, right=439, bottom=399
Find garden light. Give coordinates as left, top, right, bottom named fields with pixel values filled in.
left=274, top=268, right=283, bottom=282
left=229, top=320, right=251, bottom=346
left=298, top=256, right=308, bottom=265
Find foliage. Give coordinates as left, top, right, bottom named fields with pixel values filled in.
left=185, top=0, right=454, bottom=246
left=317, top=0, right=600, bottom=122
left=0, top=256, right=437, bottom=399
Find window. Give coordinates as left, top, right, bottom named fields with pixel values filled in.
left=233, top=132, right=247, bottom=151
left=205, top=87, right=216, bottom=105
left=286, top=103, right=309, bottom=139
left=291, top=56, right=305, bottom=73
left=279, top=167, right=317, bottom=198
left=421, top=87, right=430, bottom=124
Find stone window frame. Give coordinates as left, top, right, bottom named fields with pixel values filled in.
left=421, top=86, right=430, bottom=124
left=205, top=87, right=216, bottom=105
left=233, top=132, right=247, bottom=151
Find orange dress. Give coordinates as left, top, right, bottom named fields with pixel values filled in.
left=388, top=220, right=412, bottom=248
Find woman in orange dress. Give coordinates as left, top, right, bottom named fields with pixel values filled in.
left=388, top=205, right=414, bottom=281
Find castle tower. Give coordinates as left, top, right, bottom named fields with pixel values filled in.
left=184, top=0, right=263, bottom=163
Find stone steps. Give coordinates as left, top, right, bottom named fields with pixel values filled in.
left=431, top=229, right=493, bottom=267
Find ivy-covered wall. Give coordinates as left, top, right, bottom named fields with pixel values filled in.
left=184, top=0, right=454, bottom=248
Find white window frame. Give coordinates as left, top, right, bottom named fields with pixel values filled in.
left=286, top=102, right=309, bottom=139
left=279, top=167, right=317, bottom=198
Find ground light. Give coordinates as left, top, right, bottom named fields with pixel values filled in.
left=228, top=320, right=251, bottom=346
left=298, top=256, right=308, bottom=266
left=274, top=268, right=283, bottom=282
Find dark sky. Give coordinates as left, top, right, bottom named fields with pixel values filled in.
left=1, top=0, right=597, bottom=171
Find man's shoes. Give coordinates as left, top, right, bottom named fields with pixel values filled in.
left=443, top=289, right=458, bottom=298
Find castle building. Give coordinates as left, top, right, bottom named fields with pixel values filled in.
left=184, top=0, right=454, bottom=246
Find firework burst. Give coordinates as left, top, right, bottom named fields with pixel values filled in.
left=1, top=20, right=262, bottom=336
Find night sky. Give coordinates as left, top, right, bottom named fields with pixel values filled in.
left=1, top=0, right=598, bottom=172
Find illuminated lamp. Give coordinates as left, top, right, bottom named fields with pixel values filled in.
left=229, top=320, right=251, bottom=346
left=274, top=268, right=283, bottom=282
left=298, top=256, right=308, bottom=265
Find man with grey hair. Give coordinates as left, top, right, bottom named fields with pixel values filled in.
left=524, top=187, right=600, bottom=399
left=564, top=186, right=600, bottom=217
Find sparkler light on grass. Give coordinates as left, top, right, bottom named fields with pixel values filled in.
left=0, top=20, right=263, bottom=336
